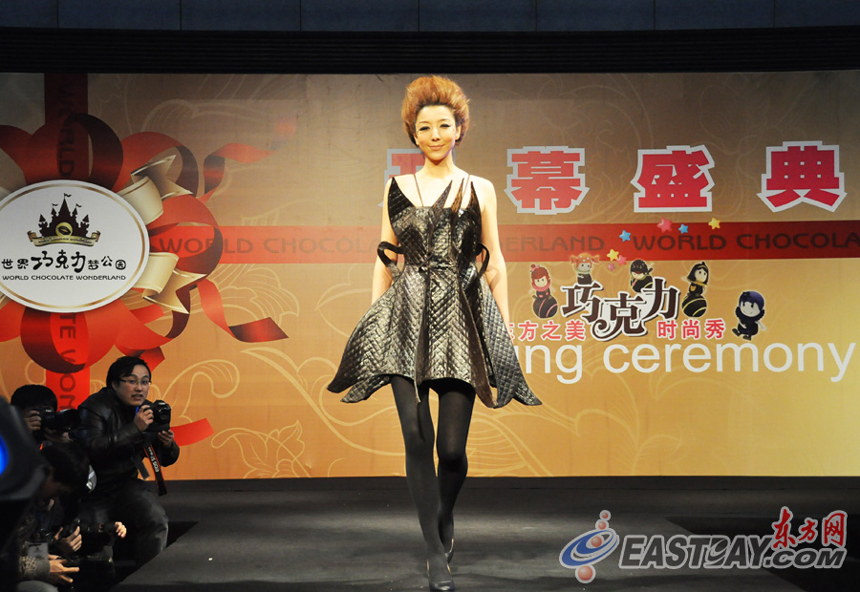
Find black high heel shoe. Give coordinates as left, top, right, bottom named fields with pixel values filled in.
left=427, top=559, right=455, bottom=591
left=439, top=517, right=454, bottom=563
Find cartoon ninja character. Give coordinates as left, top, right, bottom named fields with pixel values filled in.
left=629, top=259, right=654, bottom=293
left=572, top=253, right=599, bottom=285
left=530, top=263, right=558, bottom=318
left=681, top=261, right=709, bottom=317
left=732, top=290, right=766, bottom=340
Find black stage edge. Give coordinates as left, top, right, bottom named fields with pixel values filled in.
left=103, top=476, right=859, bottom=592
left=165, top=475, right=860, bottom=492
left=2, top=26, right=860, bottom=74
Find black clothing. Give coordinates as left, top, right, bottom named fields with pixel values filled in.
left=532, top=289, right=558, bottom=318
left=328, top=178, right=540, bottom=409
left=576, top=272, right=593, bottom=285
left=631, top=276, right=653, bottom=293
left=75, top=388, right=178, bottom=496
left=10, top=499, right=61, bottom=584
left=733, top=311, right=762, bottom=340
left=74, top=388, right=178, bottom=566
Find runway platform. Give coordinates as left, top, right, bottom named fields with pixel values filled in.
left=111, top=477, right=859, bottom=591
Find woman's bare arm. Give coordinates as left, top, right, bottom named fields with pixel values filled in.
left=371, top=179, right=398, bottom=303
left=477, top=178, right=512, bottom=331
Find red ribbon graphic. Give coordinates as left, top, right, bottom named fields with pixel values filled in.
left=0, top=74, right=288, bottom=446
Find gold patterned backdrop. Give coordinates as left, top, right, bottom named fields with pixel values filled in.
left=0, top=72, right=858, bottom=478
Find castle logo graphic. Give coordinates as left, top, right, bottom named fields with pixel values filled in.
left=27, top=195, right=101, bottom=248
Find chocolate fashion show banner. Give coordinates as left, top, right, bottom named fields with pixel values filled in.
left=0, top=72, right=857, bottom=479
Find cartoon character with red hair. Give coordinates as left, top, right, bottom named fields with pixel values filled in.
left=530, top=263, right=558, bottom=318
left=572, top=253, right=599, bottom=285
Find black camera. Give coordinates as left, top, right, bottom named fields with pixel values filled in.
left=62, top=519, right=120, bottom=545
left=36, top=406, right=81, bottom=433
left=144, top=400, right=171, bottom=433
left=65, top=551, right=114, bottom=575
left=58, top=553, right=114, bottom=592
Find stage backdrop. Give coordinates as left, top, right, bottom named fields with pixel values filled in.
left=0, top=72, right=857, bottom=479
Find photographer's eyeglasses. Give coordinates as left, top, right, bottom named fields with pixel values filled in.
left=119, top=378, right=152, bottom=387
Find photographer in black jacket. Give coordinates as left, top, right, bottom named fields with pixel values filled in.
left=74, top=356, right=179, bottom=567
left=10, top=442, right=88, bottom=592
left=10, top=385, right=77, bottom=446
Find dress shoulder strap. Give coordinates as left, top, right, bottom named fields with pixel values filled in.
left=413, top=173, right=424, bottom=207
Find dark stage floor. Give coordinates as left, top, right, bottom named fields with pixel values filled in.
left=112, top=477, right=859, bottom=591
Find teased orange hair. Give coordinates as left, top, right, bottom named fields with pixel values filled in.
left=401, top=75, right=470, bottom=146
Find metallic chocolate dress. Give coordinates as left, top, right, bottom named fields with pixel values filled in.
left=328, top=177, right=540, bottom=408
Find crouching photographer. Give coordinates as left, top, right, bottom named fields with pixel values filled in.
left=73, top=356, right=179, bottom=569
left=54, top=518, right=126, bottom=592
left=10, top=442, right=93, bottom=592
left=10, top=385, right=80, bottom=446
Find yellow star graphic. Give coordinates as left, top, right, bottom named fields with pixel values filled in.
left=708, top=217, right=721, bottom=229
left=607, top=249, right=620, bottom=261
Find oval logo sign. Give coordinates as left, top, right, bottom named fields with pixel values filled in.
left=0, top=180, right=149, bottom=313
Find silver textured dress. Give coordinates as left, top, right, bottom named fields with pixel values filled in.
left=327, top=177, right=540, bottom=408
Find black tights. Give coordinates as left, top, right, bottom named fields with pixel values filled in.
left=391, top=375, right=475, bottom=567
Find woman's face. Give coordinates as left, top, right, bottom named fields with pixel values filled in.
left=413, top=105, right=460, bottom=162
left=695, top=268, right=708, bottom=282
left=112, top=364, right=151, bottom=407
